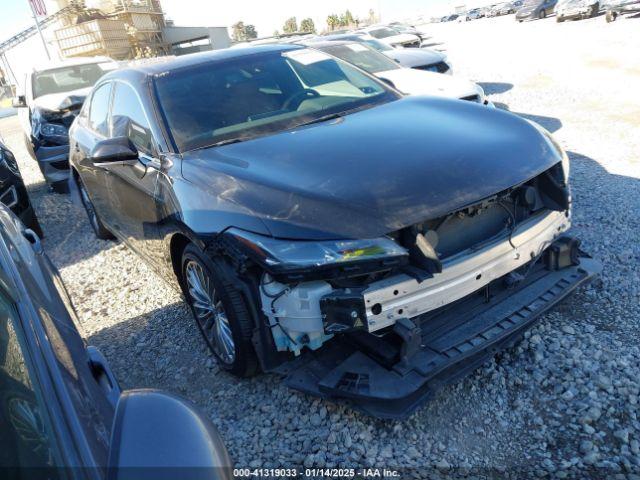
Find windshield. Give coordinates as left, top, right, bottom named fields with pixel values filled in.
left=32, top=62, right=115, bottom=98
left=154, top=48, right=398, bottom=152
left=319, top=44, right=400, bottom=74
left=361, top=38, right=394, bottom=52
left=368, top=28, right=398, bottom=39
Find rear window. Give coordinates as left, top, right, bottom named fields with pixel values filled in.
left=320, top=44, right=400, bottom=74
left=368, top=28, right=397, bottom=39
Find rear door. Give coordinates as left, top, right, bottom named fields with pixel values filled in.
left=102, top=81, right=161, bottom=258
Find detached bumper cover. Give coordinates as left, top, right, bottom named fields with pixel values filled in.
left=283, top=254, right=600, bottom=419
left=34, top=143, right=70, bottom=184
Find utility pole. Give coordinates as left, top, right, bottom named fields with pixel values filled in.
left=26, top=0, right=51, bottom=60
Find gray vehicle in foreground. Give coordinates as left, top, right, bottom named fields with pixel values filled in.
left=0, top=204, right=232, bottom=478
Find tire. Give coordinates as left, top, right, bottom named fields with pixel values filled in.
left=539, top=9, right=546, bottom=18
left=181, top=244, right=258, bottom=377
left=605, top=10, right=616, bottom=21
left=77, top=175, right=114, bottom=240
left=21, top=208, right=43, bottom=238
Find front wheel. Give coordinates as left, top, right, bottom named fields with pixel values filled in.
left=539, top=9, right=546, bottom=18
left=181, top=244, right=258, bottom=377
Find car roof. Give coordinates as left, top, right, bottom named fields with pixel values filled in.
left=303, top=40, right=360, bottom=49
left=31, top=55, right=116, bottom=73
left=311, top=33, right=367, bottom=42
left=111, top=44, right=304, bottom=78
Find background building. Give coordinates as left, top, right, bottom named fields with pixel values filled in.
left=0, top=0, right=230, bottom=91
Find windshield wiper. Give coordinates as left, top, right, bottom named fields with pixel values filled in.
left=295, top=111, right=346, bottom=127
left=201, top=137, right=245, bottom=149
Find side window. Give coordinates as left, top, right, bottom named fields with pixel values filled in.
left=110, top=83, right=154, bottom=154
left=0, top=292, right=60, bottom=474
left=88, top=83, right=112, bottom=136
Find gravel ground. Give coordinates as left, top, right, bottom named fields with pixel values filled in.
left=1, top=14, right=639, bottom=478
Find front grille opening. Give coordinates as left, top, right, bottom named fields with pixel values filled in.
left=391, top=164, right=569, bottom=262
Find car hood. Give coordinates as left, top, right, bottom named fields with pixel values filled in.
left=376, top=68, right=479, bottom=99
left=383, top=48, right=444, bottom=68
left=32, top=86, right=92, bottom=112
left=181, top=96, right=561, bottom=240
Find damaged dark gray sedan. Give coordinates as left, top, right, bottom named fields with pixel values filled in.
left=68, top=45, right=600, bottom=419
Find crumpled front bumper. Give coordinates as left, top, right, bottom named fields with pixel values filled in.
left=283, top=244, right=600, bottom=419
left=26, top=136, right=70, bottom=186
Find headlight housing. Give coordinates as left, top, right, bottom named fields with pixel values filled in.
left=40, top=122, right=68, bottom=137
left=224, top=228, right=408, bottom=281
left=526, top=120, right=569, bottom=184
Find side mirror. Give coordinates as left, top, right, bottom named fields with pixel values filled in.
left=379, top=77, right=397, bottom=90
left=108, top=390, right=233, bottom=480
left=12, top=95, right=27, bottom=108
left=90, top=137, right=138, bottom=165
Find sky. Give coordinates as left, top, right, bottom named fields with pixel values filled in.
left=0, top=0, right=465, bottom=43
left=159, top=0, right=458, bottom=36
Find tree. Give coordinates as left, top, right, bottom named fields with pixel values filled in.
left=231, top=21, right=257, bottom=41
left=339, top=9, right=355, bottom=27
left=283, top=17, right=298, bottom=34
left=232, top=21, right=247, bottom=41
left=326, top=14, right=340, bottom=31
left=244, top=24, right=258, bottom=39
left=368, top=8, right=378, bottom=24
left=300, top=18, right=316, bottom=33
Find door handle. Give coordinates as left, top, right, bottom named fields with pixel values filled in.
left=22, top=228, right=43, bottom=254
left=87, top=346, right=121, bottom=407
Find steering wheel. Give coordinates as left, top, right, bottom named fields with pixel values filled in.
left=283, top=89, right=320, bottom=111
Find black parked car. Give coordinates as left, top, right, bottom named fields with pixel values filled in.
left=0, top=204, right=232, bottom=477
left=68, top=44, right=599, bottom=419
left=0, top=139, right=42, bottom=236
left=516, top=0, right=559, bottom=19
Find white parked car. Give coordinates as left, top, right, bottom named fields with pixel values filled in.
left=13, top=56, right=118, bottom=191
left=555, top=0, right=600, bottom=20
left=308, top=41, right=491, bottom=106
left=356, top=26, right=422, bottom=48
left=312, top=33, right=453, bottom=74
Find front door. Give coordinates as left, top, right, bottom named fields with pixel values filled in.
left=103, top=81, right=162, bottom=260
left=72, top=82, right=114, bottom=223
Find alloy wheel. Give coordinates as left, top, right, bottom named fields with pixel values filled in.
left=185, top=260, right=236, bottom=364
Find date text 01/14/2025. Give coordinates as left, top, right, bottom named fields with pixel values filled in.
left=233, top=467, right=400, bottom=477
